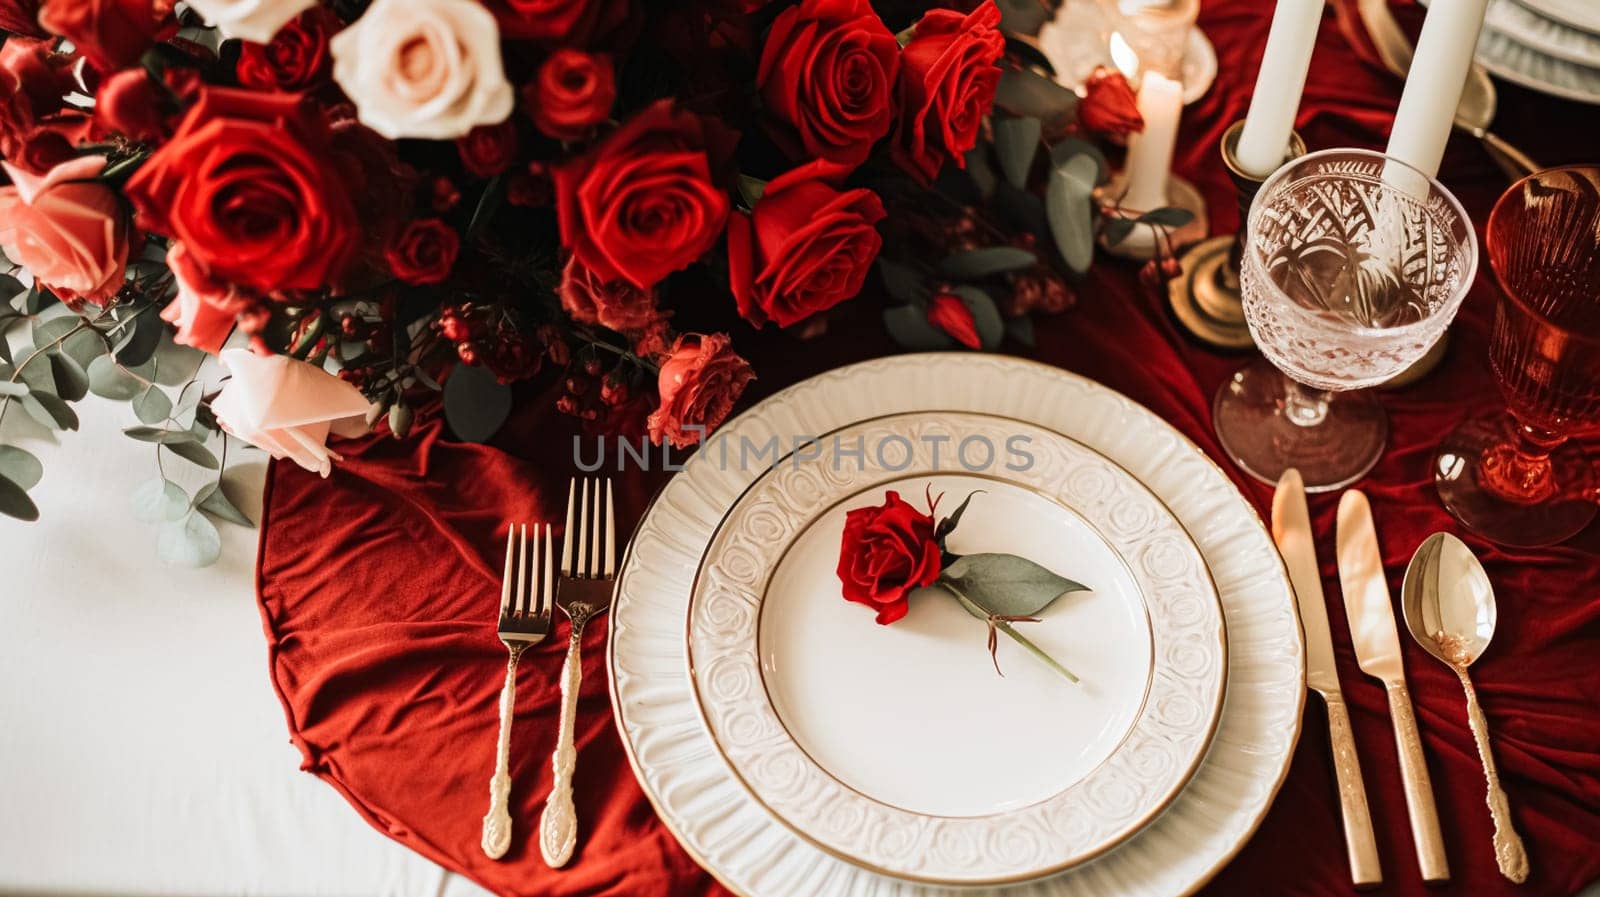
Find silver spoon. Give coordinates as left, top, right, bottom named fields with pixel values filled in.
left=1401, top=533, right=1529, bottom=883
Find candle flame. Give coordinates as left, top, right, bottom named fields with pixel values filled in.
left=1109, top=31, right=1139, bottom=79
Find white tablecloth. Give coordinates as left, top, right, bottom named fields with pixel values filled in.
left=0, top=378, right=494, bottom=897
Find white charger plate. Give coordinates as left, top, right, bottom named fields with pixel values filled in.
left=1515, top=0, right=1600, bottom=35
left=685, top=412, right=1226, bottom=884
left=1485, top=0, right=1600, bottom=66
left=1475, top=26, right=1600, bottom=104
left=610, top=354, right=1305, bottom=897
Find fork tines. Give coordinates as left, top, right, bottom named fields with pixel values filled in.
left=562, top=477, right=615, bottom=580
left=498, top=522, right=553, bottom=634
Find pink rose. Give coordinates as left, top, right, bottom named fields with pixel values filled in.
left=0, top=154, right=127, bottom=306
left=646, top=332, right=754, bottom=449
left=160, top=242, right=247, bottom=353
left=210, top=349, right=375, bottom=477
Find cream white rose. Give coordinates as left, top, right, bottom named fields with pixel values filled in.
left=186, top=0, right=316, bottom=44
left=330, top=0, right=515, bottom=141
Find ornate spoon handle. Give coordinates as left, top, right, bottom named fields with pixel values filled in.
left=481, top=644, right=525, bottom=860
left=1455, top=666, right=1530, bottom=883
left=539, top=621, right=585, bottom=867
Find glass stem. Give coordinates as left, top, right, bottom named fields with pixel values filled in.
left=1479, top=416, right=1566, bottom=503
left=1281, top=377, right=1332, bottom=428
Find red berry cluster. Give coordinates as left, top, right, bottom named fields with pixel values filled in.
left=555, top=354, right=637, bottom=422
left=434, top=302, right=543, bottom=384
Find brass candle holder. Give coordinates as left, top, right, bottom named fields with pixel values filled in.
left=1166, top=119, right=1306, bottom=350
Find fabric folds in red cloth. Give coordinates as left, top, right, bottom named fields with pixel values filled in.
left=257, top=2, right=1600, bottom=895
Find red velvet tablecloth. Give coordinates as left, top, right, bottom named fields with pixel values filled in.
left=256, top=2, right=1600, bottom=895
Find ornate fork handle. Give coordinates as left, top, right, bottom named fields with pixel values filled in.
left=482, top=643, right=527, bottom=859
left=540, top=607, right=592, bottom=867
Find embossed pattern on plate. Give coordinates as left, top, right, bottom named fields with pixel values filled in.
left=609, top=354, right=1306, bottom=897
left=685, top=413, right=1225, bottom=884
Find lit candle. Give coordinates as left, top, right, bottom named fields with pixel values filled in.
left=1386, top=0, right=1488, bottom=178
left=1235, top=0, right=1326, bottom=178
left=1122, top=70, right=1183, bottom=213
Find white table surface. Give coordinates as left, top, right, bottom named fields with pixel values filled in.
left=4, top=343, right=1599, bottom=897
left=0, top=346, right=495, bottom=896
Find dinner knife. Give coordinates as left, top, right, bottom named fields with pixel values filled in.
left=1272, top=471, right=1382, bottom=888
left=1336, top=490, right=1450, bottom=884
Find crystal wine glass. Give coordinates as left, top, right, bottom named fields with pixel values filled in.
left=1435, top=166, right=1600, bottom=547
left=1213, top=148, right=1477, bottom=491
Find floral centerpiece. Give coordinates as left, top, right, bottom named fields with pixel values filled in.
left=0, top=0, right=1173, bottom=563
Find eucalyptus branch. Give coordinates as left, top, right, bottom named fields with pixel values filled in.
left=939, top=579, right=1080, bottom=684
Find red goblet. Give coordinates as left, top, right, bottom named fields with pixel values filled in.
left=1435, top=166, right=1600, bottom=547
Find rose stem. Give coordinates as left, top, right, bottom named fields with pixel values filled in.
left=940, top=582, right=1080, bottom=684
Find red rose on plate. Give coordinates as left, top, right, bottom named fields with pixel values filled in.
left=646, top=332, right=754, bottom=449
left=558, top=255, right=664, bottom=333
left=525, top=49, right=615, bottom=142
left=385, top=218, right=460, bottom=285
left=758, top=0, right=898, bottom=171
left=836, top=490, right=942, bottom=624
left=485, top=0, right=631, bottom=45
left=456, top=120, right=519, bottom=177
left=554, top=100, right=736, bottom=291
left=38, top=0, right=171, bottom=72
left=891, top=0, right=1004, bottom=186
left=125, top=88, right=358, bottom=294
left=1077, top=66, right=1143, bottom=138
left=727, top=160, right=884, bottom=328
left=236, top=7, right=335, bottom=91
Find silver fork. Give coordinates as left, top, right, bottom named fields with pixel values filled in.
left=538, top=477, right=615, bottom=868
left=481, top=522, right=553, bottom=860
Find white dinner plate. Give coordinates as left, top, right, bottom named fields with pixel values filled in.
left=1486, top=0, right=1600, bottom=66
left=685, top=412, right=1226, bottom=884
left=610, top=354, right=1305, bottom=897
left=1476, top=26, right=1600, bottom=103
left=1515, top=0, right=1600, bottom=35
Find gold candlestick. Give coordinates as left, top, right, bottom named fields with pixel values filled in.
left=1167, top=119, right=1306, bottom=350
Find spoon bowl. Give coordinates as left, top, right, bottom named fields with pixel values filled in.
left=1401, top=532, right=1498, bottom=667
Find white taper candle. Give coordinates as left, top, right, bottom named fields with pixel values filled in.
left=1122, top=71, right=1183, bottom=213
left=1235, top=0, right=1326, bottom=178
left=1385, top=0, right=1488, bottom=178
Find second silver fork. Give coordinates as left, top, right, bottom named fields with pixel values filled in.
left=481, top=523, right=553, bottom=860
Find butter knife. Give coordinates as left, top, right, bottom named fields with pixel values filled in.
left=1273, top=471, right=1382, bottom=888
left=1336, top=490, right=1450, bottom=884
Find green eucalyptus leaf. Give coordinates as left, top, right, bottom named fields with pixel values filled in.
left=877, top=258, right=926, bottom=306
left=131, top=477, right=188, bottom=523
left=0, top=381, right=27, bottom=397
left=115, top=311, right=163, bottom=367
left=935, top=490, right=983, bottom=541
left=158, top=511, right=222, bottom=567
left=86, top=354, right=144, bottom=400
left=0, top=273, right=25, bottom=300
left=1005, top=314, right=1037, bottom=348
left=61, top=325, right=106, bottom=368
left=737, top=174, right=768, bottom=207
left=123, top=425, right=197, bottom=444
left=194, top=481, right=254, bottom=527
left=937, top=247, right=1037, bottom=280
left=943, top=552, right=1090, bottom=618
left=23, top=284, right=54, bottom=314
left=1138, top=206, right=1196, bottom=229
left=0, top=333, right=11, bottom=364
left=133, top=385, right=172, bottom=424
left=993, top=67, right=1079, bottom=123
left=163, top=438, right=219, bottom=469
left=883, top=304, right=954, bottom=351
left=21, top=391, right=78, bottom=430
left=1049, top=138, right=1110, bottom=185
left=0, top=473, right=38, bottom=521
left=993, top=116, right=1042, bottom=190
left=0, top=445, right=43, bottom=490
left=442, top=363, right=512, bottom=443
left=963, top=144, right=997, bottom=200
left=48, top=351, right=88, bottom=401
left=1102, top=216, right=1138, bottom=247
left=1047, top=153, right=1100, bottom=274
left=951, top=286, right=1005, bottom=351
left=31, top=315, right=80, bottom=350
left=997, top=0, right=1051, bottom=34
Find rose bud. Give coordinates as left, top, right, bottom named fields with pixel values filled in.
left=926, top=293, right=981, bottom=349
left=645, top=332, right=755, bottom=449
left=1078, top=66, right=1144, bottom=138
left=388, top=402, right=413, bottom=439
left=95, top=69, right=167, bottom=142
left=558, top=254, right=664, bottom=333
left=525, top=49, right=615, bottom=142
left=384, top=218, right=461, bottom=286
left=456, top=119, right=519, bottom=178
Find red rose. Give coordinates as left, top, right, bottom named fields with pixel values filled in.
left=0, top=0, right=46, bottom=38
left=38, top=0, right=171, bottom=72
left=1077, top=66, right=1143, bottom=138
left=926, top=292, right=980, bottom=348
left=758, top=0, right=898, bottom=171
left=836, top=490, right=942, bottom=624
left=554, top=100, right=736, bottom=291
left=646, top=332, right=753, bottom=449
left=727, top=160, right=884, bottom=328
left=236, top=7, right=335, bottom=91
left=891, top=0, right=1004, bottom=186
left=0, top=38, right=72, bottom=116
left=456, top=120, right=519, bottom=177
left=558, top=255, right=664, bottom=333
left=384, top=218, right=460, bottom=285
left=95, top=69, right=168, bottom=141
left=484, top=0, right=631, bottom=45
left=125, top=88, right=358, bottom=294
left=525, top=49, right=615, bottom=142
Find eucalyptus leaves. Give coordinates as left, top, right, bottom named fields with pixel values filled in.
left=835, top=488, right=1087, bottom=682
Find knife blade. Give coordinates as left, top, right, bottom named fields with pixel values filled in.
left=1272, top=470, right=1381, bottom=888
left=1336, top=490, right=1450, bottom=884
